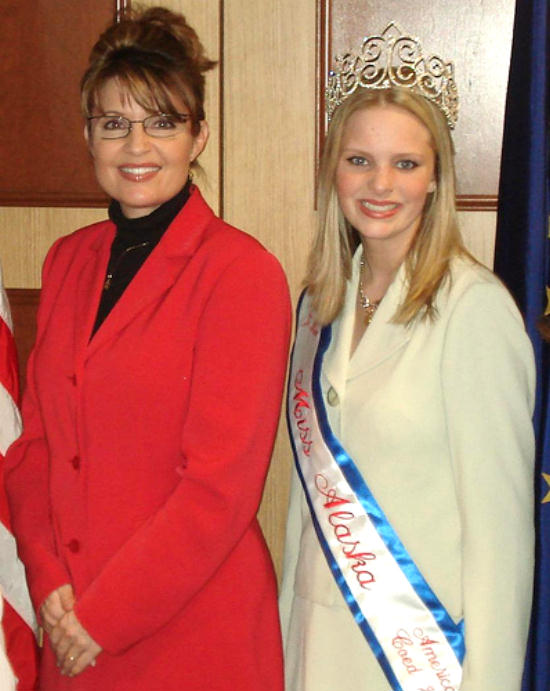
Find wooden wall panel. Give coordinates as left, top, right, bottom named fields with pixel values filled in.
left=224, top=0, right=317, bottom=578
left=0, top=1, right=118, bottom=206
left=0, top=208, right=106, bottom=288
left=458, top=211, right=496, bottom=269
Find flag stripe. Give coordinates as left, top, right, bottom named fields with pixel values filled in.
left=0, top=391, right=20, bottom=458
left=0, top=319, right=19, bottom=410
left=0, top=524, right=36, bottom=634
left=0, top=264, right=39, bottom=678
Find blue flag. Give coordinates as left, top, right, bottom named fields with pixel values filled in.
left=494, top=1, right=549, bottom=689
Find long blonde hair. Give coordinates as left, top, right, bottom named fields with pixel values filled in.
left=305, top=87, right=470, bottom=325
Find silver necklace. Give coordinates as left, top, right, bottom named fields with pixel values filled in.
left=358, top=254, right=381, bottom=326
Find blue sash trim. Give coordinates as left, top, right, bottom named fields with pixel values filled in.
left=287, top=296, right=464, bottom=689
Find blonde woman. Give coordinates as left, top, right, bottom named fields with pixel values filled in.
left=280, top=26, right=535, bottom=691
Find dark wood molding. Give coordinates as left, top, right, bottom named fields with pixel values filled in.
left=0, top=193, right=109, bottom=210
left=316, top=0, right=330, bottom=187
left=456, top=195, right=498, bottom=212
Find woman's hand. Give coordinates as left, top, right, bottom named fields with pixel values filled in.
left=49, top=610, right=102, bottom=677
left=40, top=584, right=75, bottom=634
left=41, top=585, right=102, bottom=676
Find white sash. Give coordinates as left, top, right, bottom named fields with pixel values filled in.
left=288, top=294, right=464, bottom=691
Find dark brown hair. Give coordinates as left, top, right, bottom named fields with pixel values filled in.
left=81, top=6, right=216, bottom=135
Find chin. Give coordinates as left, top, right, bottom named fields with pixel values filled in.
left=119, top=194, right=163, bottom=213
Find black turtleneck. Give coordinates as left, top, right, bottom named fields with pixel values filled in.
left=91, top=180, right=191, bottom=336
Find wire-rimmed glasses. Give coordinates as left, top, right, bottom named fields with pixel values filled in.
left=87, top=113, right=191, bottom=139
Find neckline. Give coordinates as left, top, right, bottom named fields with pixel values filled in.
left=108, top=179, right=192, bottom=244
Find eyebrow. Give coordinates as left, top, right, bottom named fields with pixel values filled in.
left=341, top=148, right=427, bottom=158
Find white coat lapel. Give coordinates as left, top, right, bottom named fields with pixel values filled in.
left=323, top=294, right=354, bottom=399
left=348, top=256, right=411, bottom=380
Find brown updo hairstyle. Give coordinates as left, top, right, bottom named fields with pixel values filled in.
left=81, top=6, right=216, bottom=137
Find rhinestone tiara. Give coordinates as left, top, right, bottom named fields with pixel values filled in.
left=325, top=22, right=459, bottom=129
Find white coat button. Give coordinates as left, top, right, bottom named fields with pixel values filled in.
left=326, top=386, right=339, bottom=406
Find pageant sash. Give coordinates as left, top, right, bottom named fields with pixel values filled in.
left=287, top=294, right=464, bottom=691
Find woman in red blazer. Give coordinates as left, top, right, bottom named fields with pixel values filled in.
left=4, top=8, right=290, bottom=691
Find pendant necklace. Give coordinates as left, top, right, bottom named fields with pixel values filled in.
left=104, top=241, right=150, bottom=291
left=358, top=254, right=381, bottom=326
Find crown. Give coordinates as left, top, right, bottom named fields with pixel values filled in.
left=326, top=22, right=458, bottom=129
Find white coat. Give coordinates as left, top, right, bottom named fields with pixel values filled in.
left=280, top=251, right=535, bottom=691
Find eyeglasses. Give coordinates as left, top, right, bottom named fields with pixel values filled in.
left=87, top=113, right=191, bottom=139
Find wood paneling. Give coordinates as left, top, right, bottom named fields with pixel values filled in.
left=323, top=0, right=515, bottom=198
left=0, top=1, right=121, bottom=206
left=458, top=210, right=496, bottom=268
left=0, top=207, right=106, bottom=288
left=224, top=0, right=318, bottom=576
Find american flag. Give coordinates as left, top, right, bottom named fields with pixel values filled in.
left=0, top=264, right=38, bottom=689
left=0, top=597, right=16, bottom=690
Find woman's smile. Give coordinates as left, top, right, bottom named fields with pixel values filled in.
left=118, top=164, right=162, bottom=182
left=359, top=199, right=402, bottom=218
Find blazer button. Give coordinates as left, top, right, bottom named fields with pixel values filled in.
left=326, top=386, right=339, bottom=406
left=69, top=374, right=77, bottom=386
left=67, top=539, right=80, bottom=553
left=70, top=456, right=80, bottom=470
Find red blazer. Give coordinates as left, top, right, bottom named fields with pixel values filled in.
left=5, top=188, right=290, bottom=691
